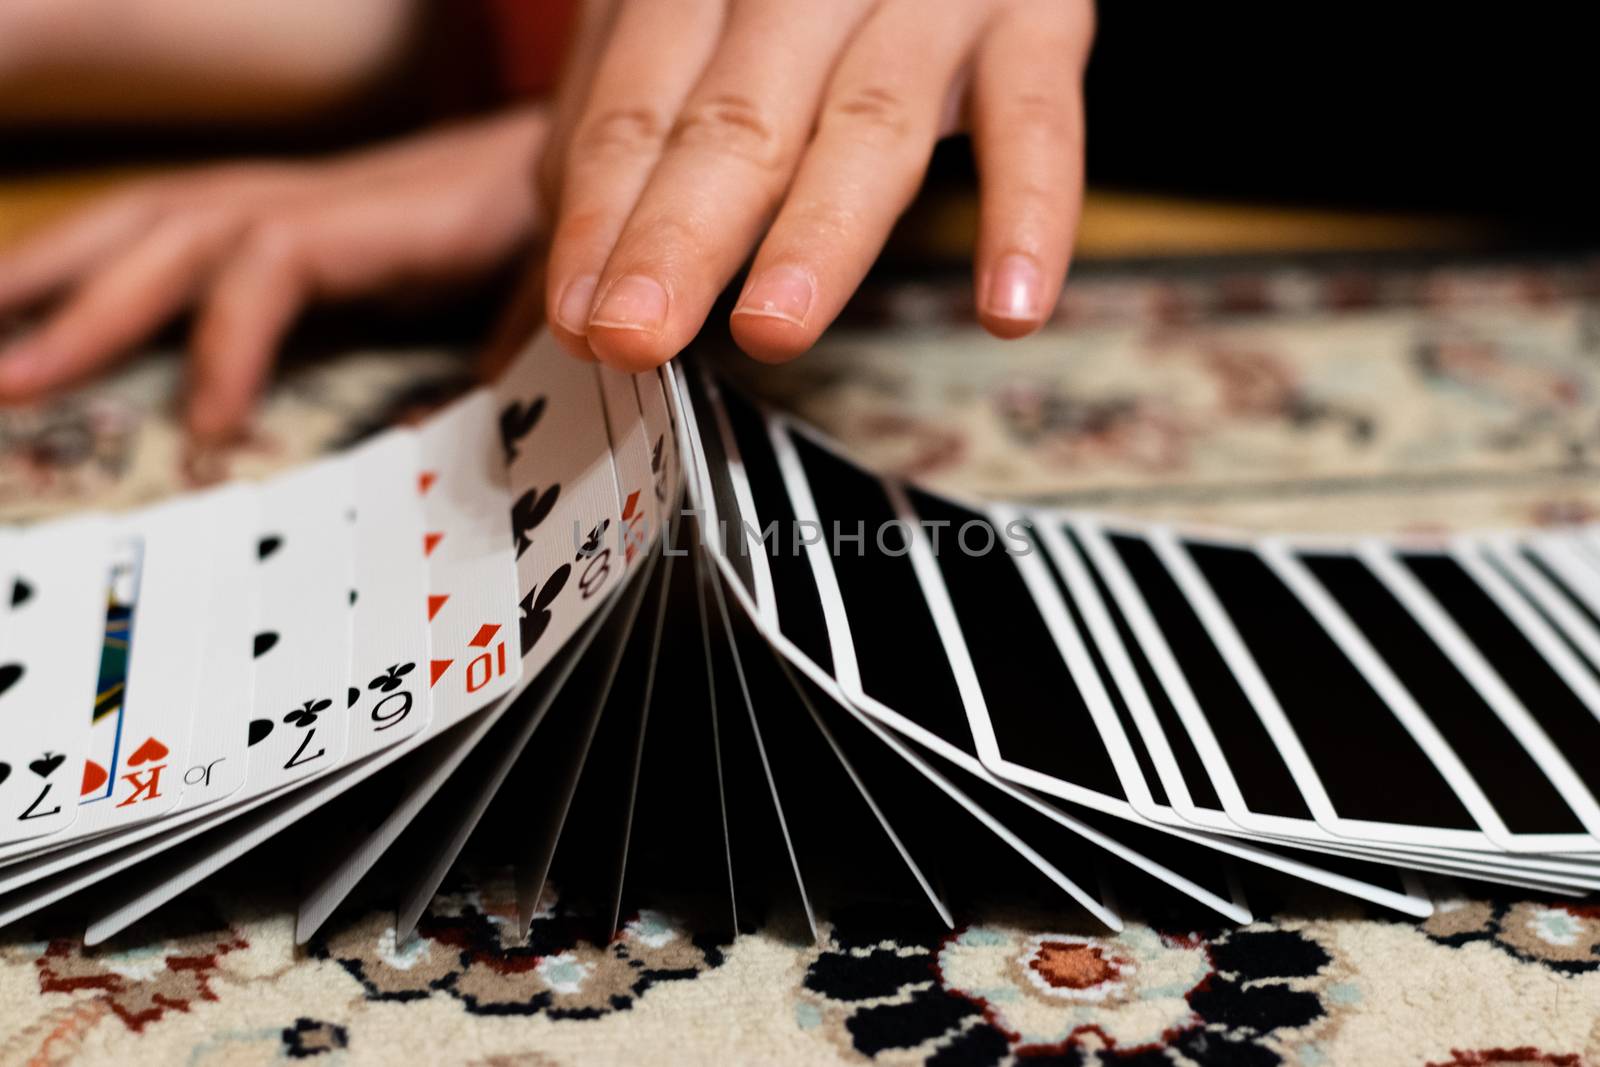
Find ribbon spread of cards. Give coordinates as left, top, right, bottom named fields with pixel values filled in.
left=3, top=333, right=1600, bottom=947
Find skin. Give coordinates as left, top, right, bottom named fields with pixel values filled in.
left=0, top=0, right=1094, bottom=442
left=0, top=0, right=421, bottom=121
left=0, top=108, right=551, bottom=443
left=537, top=0, right=1094, bottom=371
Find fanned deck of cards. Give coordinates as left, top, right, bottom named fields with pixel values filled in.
left=4, top=331, right=1600, bottom=947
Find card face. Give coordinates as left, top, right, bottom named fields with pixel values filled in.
left=242, top=457, right=355, bottom=794
left=635, top=369, right=679, bottom=518
left=173, top=486, right=261, bottom=813
left=71, top=488, right=252, bottom=832
left=418, top=389, right=512, bottom=564
left=425, top=552, right=519, bottom=730
left=343, top=429, right=432, bottom=761
left=0, top=517, right=108, bottom=843
left=495, top=333, right=626, bottom=678
left=417, top=393, right=521, bottom=729
left=81, top=536, right=141, bottom=806
left=597, top=365, right=656, bottom=576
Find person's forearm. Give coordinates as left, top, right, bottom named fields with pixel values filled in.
left=0, top=0, right=423, bottom=123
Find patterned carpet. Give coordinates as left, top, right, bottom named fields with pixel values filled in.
left=3, top=256, right=1600, bottom=1065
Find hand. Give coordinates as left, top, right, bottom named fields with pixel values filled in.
left=536, top=0, right=1093, bottom=372
left=0, top=106, right=550, bottom=443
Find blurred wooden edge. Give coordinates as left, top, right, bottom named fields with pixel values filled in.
left=1, top=166, right=1501, bottom=259
left=1071, top=189, right=1501, bottom=258
left=904, top=188, right=1503, bottom=262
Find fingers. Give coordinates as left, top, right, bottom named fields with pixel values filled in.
left=730, top=0, right=989, bottom=362
left=0, top=210, right=239, bottom=400
left=185, top=225, right=308, bottom=444
left=582, top=0, right=877, bottom=371
left=969, top=0, right=1093, bottom=339
left=0, top=189, right=162, bottom=315
left=535, top=0, right=625, bottom=217
left=543, top=0, right=725, bottom=361
left=189, top=140, right=544, bottom=442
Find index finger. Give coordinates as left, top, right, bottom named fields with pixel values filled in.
left=0, top=189, right=162, bottom=314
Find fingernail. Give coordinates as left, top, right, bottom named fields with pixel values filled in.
left=734, top=265, right=814, bottom=327
left=555, top=274, right=598, bottom=334
left=984, top=253, right=1042, bottom=321
left=590, top=274, right=669, bottom=334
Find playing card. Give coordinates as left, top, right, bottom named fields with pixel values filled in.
left=171, top=485, right=259, bottom=814
left=81, top=536, right=140, bottom=808
left=1361, top=540, right=1600, bottom=842
left=701, top=551, right=818, bottom=939
left=389, top=563, right=650, bottom=943
left=1074, top=525, right=1516, bottom=869
left=64, top=396, right=521, bottom=939
left=888, top=488, right=1265, bottom=921
left=1271, top=538, right=1600, bottom=856
left=636, top=368, right=680, bottom=522
left=30, top=352, right=1590, bottom=941
left=417, top=388, right=523, bottom=726
left=1487, top=532, right=1600, bottom=678
left=68, top=487, right=253, bottom=837
left=0, top=489, right=255, bottom=873
left=504, top=547, right=666, bottom=936
left=343, top=429, right=433, bottom=761
left=380, top=340, right=639, bottom=940
left=764, top=645, right=954, bottom=929
left=1164, top=532, right=1500, bottom=851
left=1073, top=517, right=1320, bottom=837
left=497, top=333, right=628, bottom=676
left=417, top=388, right=512, bottom=564
left=597, top=365, right=657, bottom=575
left=664, top=379, right=1027, bottom=928
left=544, top=545, right=680, bottom=939
left=997, top=516, right=1444, bottom=908
left=286, top=332, right=641, bottom=941
left=1524, top=530, right=1600, bottom=625
left=681, top=387, right=1118, bottom=928
left=687, top=375, right=1407, bottom=922
left=616, top=525, right=739, bottom=939
left=242, top=455, right=355, bottom=793
left=0, top=516, right=109, bottom=845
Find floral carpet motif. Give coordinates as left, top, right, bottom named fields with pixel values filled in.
left=4, top=255, right=1600, bottom=1064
